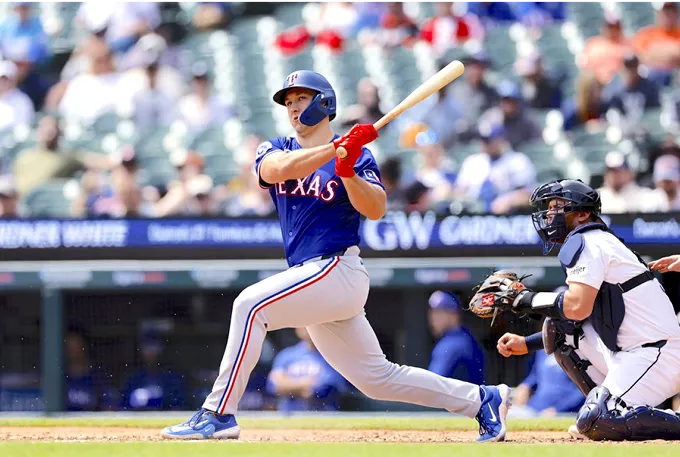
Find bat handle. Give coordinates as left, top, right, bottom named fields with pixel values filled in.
left=336, top=146, right=348, bottom=159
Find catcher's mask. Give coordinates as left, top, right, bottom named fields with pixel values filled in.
left=530, top=179, right=602, bottom=254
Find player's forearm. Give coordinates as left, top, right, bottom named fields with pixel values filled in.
left=342, top=176, right=386, bottom=220
left=269, top=372, right=314, bottom=396
left=261, top=144, right=336, bottom=183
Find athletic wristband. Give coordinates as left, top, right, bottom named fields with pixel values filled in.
left=525, top=332, right=544, bottom=352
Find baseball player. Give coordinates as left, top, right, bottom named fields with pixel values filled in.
left=162, top=70, right=511, bottom=442
left=470, top=179, right=680, bottom=441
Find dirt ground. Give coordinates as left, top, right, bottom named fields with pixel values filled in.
left=0, top=427, right=579, bottom=443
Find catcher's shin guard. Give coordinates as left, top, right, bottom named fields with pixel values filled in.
left=543, top=318, right=596, bottom=396
left=576, top=386, right=680, bottom=441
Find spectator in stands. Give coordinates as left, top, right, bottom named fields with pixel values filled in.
left=454, top=124, right=536, bottom=214
left=480, top=80, right=542, bottom=150
left=514, top=50, right=563, bottom=109
left=605, top=54, right=660, bottom=124
left=176, top=61, right=236, bottom=133
left=598, top=151, right=668, bottom=214
left=120, top=33, right=185, bottom=95
left=183, top=175, right=216, bottom=217
left=561, top=72, right=607, bottom=132
left=154, top=150, right=207, bottom=217
left=466, top=2, right=516, bottom=24
left=651, top=154, right=680, bottom=211
left=192, top=2, right=232, bottom=32
left=373, top=2, right=419, bottom=48
left=380, top=156, right=407, bottom=211
left=419, top=2, right=484, bottom=57
left=422, top=77, right=465, bottom=152
left=631, top=2, right=680, bottom=84
left=0, top=175, right=21, bottom=218
left=0, top=3, right=49, bottom=66
left=121, top=35, right=181, bottom=132
left=13, top=115, right=112, bottom=196
left=76, top=2, right=161, bottom=54
left=579, top=13, right=631, bottom=85
left=0, top=2, right=53, bottom=110
left=266, top=327, right=348, bottom=413
left=340, top=78, right=385, bottom=129
left=449, top=52, right=497, bottom=143
left=403, top=180, right=432, bottom=213
left=409, top=130, right=457, bottom=205
left=427, top=291, right=485, bottom=385
left=512, top=2, right=566, bottom=28
left=58, top=40, right=124, bottom=125
left=120, top=332, right=187, bottom=410
left=79, top=145, right=153, bottom=218
left=512, top=347, right=585, bottom=417
left=0, top=60, right=34, bottom=133
left=217, top=135, right=275, bottom=217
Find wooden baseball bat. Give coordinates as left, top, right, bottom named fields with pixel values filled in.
left=337, top=60, right=465, bottom=159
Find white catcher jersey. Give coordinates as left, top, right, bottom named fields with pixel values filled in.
left=565, top=230, right=680, bottom=351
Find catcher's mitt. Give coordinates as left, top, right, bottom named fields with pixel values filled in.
left=468, top=270, right=530, bottom=321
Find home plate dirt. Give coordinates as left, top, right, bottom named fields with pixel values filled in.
left=0, top=427, right=577, bottom=443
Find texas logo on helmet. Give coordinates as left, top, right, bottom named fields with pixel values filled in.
left=287, top=72, right=299, bottom=87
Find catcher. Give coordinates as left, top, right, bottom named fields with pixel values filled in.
left=468, top=179, right=680, bottom=441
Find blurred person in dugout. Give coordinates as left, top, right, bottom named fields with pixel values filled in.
left=508, top=289, right=585, bottom=417
left=598, top=151, right=668, bottom=214
left=120, top=331, right=187, bottom=411
left=63, top=328, right=116, bottom=411
left=266, top=327, right=348, bottom=413
left=215, top=134, right=275, bottom=217
left=427, top=291, right=485, bottom=385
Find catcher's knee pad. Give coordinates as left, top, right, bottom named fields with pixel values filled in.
left=544, top=318, right=595, bottom=396
left=577, top=386, right=680, bottom=441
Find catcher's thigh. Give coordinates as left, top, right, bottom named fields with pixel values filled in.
left=307, top=313, right=482, bottom=418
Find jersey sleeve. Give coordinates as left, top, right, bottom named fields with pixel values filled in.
left=353, top=148, right=385, bottom=190
left=565, top=239, right=606, bottom=289
left=254, top=138, right=285, bottom=189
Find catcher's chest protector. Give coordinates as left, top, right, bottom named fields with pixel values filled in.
left=558, top=223, right=653, bottom=353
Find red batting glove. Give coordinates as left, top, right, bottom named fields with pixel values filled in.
left=332, top=124, right=379, bottom=178
left=344, top=123, right=378, bottom=145
left=333, top=137, right=361, bottom=178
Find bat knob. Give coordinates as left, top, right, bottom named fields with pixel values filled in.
left=336, top=146, right=348, bottom=159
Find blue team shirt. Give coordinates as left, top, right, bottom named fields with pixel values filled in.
left=266, top=341, right=347, bottom=412
left=428, top=327, right=485, bottom=385
left=523, top=351, right=585, bottom=413
left=255, top=136, right=384, bottom=267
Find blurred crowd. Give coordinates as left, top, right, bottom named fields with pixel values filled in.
left=0, top=2, right=678, bottom=219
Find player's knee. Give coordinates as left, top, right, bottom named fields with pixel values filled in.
left=232, top=287, right=258, bottom=317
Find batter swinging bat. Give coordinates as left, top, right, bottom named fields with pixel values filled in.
left=337, top=60, right=465, bottom=159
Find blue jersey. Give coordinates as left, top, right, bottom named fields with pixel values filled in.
left=523, top=351, right=585, bottom=413
left=255, top=136, right=384, bottom=267
left=266, top=341, right=347, bottom=412
left=428, top=327, right=485, bottom=385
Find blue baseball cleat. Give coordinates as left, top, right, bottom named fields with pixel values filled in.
left=475, top=384, right=511, bottom=443
left=161, top=408, right=241, bottom=440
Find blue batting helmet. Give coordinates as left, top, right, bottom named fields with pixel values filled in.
left=273, top=70, right=336, bottom=126
left=530, top=179, right=602, bottom=254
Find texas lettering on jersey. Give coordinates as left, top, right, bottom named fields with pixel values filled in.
left=253, top=135, right=384, bottom=266
left=275, top=176, right=341, bottom=202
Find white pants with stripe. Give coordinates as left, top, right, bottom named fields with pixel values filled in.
left=203, top=247, right=482, bottom=417
left=574, top=321, right=680, bottom=406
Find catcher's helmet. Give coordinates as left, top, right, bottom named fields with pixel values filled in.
left=273, top=70, right=336, bottom=126
left=530, top=179, right=602, bottom=254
